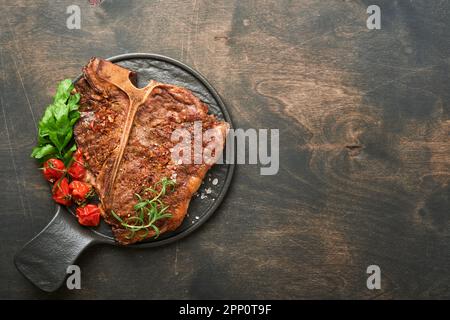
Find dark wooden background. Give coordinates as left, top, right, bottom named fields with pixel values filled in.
left=1, top=0, right=449, bottom=299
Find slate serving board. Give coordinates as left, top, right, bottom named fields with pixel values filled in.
left=14, top=53, right=235, bottom=292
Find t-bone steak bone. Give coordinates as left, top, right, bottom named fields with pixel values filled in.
left=73, top=58, right=229, bottom=245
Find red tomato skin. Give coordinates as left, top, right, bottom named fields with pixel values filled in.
left=73, top=148, right=83, bottom=160
left=68, top=163, right=86, bottom=180
left=76, top=204, right=101, bottom=226
left=69, top=180, right=92, bottom=203
left=68, top=150, right=86, bottom=180
left=52, top=177, right=72, bottom=206
left=43, top=159, right=65, bottom=183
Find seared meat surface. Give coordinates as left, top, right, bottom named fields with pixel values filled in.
left=74, top=58, right=228, bottom=244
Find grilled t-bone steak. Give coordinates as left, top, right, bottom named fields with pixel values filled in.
left=73, top=58, right=228, bottom=245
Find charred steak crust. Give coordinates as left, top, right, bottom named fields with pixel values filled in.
left=74, top=58, right=228, bottom=245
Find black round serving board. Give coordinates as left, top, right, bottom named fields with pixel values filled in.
left=14, top=53, right=234, bottom=292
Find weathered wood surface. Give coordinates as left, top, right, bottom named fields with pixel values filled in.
left=0, top=0, right=449, bottom=299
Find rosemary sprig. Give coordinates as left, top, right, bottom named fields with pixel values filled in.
left=111, top=177, right=176, bottom=240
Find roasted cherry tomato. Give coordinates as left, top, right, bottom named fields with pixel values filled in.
left=42, top=158, right=65, bottom=183
left=76, top=204, right=101, bottom=226
left=68, top=149, right=86, bottom=180
left=69, top=180, right=93, bottom=204
left=73, top=148, right=83, bottom=161
left=52, top=177, right=71, bottom=206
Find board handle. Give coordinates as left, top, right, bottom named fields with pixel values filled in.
left=14, top=206, right=99, bottom=292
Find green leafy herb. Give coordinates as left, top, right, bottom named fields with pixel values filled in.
left=111, top=177, right=176, bottom=240
left=31, top=79, right=80, bottom=165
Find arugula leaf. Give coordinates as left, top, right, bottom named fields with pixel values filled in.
left=62, top=143, right=77, bottom=164
left=67, top=93, right=80, bottom=112
left=31, top=79, right=80, bottom=164
left=54, top=79, right=73, bottom=103
left=31, top=144, right=57, bottom=159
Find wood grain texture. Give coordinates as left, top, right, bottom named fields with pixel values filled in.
left=0, top=0, right=449, bottom=299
